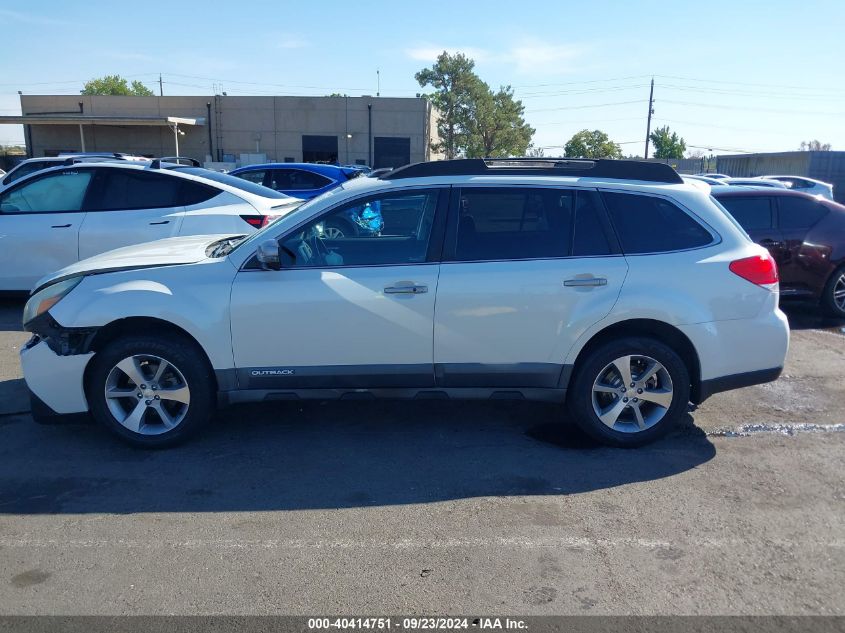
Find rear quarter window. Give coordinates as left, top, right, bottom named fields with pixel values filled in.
left=602, top=192, right=713, bottom=254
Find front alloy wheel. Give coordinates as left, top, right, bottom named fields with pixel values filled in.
left=87, top=334, right=214, bottom=447
left=105, top=355, right=191, bottom=435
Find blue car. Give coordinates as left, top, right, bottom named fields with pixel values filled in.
left=230, top=163, right=378, bottom=237
left=229, top=163, right=362, bottom=200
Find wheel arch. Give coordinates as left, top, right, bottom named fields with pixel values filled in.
left=568, top=318, right=703, bottom=403
left=83, top=317, right=218, bottom=392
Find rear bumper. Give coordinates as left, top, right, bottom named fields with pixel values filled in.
left=697, top=366, right=783, bottom=403
left=20, top=338, right=93, bottom=415
left=679, top=302, right=790, bottom=404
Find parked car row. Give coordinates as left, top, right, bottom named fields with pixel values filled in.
left=711, top=186, right=845, bottom=318
left=0, top=160, right=301, bottom=291
left=692, top=173, right=835, bottom=199
left=20, top=158, right=789, bottom=450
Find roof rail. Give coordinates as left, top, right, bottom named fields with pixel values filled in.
left=381, top=158, right=684, bottom=184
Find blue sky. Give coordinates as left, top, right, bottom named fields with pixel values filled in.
left=1, top=0, right=844, bottom=155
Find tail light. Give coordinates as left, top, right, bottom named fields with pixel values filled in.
left=729, top=252, right=779, bottom=286
left=240, top=214, right=268, bottom=229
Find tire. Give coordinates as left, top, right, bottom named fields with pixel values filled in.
left=566, top=336, right=690, bottom=448
left=821, top=265, right=845, bottom=319
left=86, top=333, right=215, bottom=448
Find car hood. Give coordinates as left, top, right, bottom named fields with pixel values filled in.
left=33, top=233, right=241, bottom=293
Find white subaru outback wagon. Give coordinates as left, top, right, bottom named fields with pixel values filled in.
left=20, top=159, right=789, bottom=448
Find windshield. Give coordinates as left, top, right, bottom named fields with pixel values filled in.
left=170, top=167, right=291, bottom=199
left=227, top=185, right=350, bottom=255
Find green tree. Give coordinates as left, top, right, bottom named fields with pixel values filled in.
left=564, top=129, right=622, bottom=159
left=415, top=52, right=481, bottom=159
left=649, top=125, right=686, bottom=159
left=465, top=85, right=534, bottom=158
left=416, top=52, right=535, bottom=158
left=81, top=75, right=154, bottom=96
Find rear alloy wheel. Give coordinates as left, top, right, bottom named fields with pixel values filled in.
left=821, top=266, right=845, bottom=318
left=568, top=337, right=690, bottom=447
left=88, top=334, right=214, bottom=447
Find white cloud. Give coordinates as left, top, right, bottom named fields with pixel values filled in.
left=405, top=46, right=493, bottom=63
left=508, top=41, right=583, bottom=74
left=272, top=36, right=309, bottom=49
left=405, top=40, right=586, bottom=75
left=0, top=8, right=74, bottom=27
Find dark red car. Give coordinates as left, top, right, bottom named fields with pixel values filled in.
left=712, top=186, right=845, bottom=317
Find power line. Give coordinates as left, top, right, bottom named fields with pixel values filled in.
left=654, top=74, right=845, bottom=94
left=652, top=117, right=805, bottom=137
left=659, top=99, right=844, bottom=117
left=525, top=99, right=645, bottom=113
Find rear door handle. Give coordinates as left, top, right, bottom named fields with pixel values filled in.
left=760, top=238, right=783, bottom=248
left=384, top=284, right=428, bottom=295
left=51, top=224, right=72, bottom=228
left=149, top=220, right=170, bottom=225
left=564, top=277, right=608, bottom=287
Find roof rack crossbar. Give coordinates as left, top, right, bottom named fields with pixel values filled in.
left=381, top=158, right=683, bottom=184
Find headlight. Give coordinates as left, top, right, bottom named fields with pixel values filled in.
left=22, top=277, right=83, bottom=326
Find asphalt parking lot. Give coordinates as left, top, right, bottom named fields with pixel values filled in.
left=0, top=298, right=842, bottom=615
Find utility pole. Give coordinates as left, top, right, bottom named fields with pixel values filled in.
left=159, top=74, right=164, bottom=96
left=644, top=77, right=654, bottom=159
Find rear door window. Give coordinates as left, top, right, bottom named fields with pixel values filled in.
left=715, top=196, right=774, bottom=231
left=454, top=187, right=574, bottom=261
left=777, top=196, right=829, bottom=230
left=601, top=192, right=713, bottom=254
left=270, top=169, right=333, bottom=191
left=573, top=190, right=614, bottom=256
left=87, top=169, right=183, bottom=211
left=236, top=169, right=267, bottom=185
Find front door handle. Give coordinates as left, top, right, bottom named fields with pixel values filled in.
left=384, top=284, right=428, bottom=295
left=149, top=220, right=170, bottom=225
left=51, top=224, right=72, bottom=228
left=564, top=277, right=608, bottom=287
left=760, top=238, right=784, bottom=248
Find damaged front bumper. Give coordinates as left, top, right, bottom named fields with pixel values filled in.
left=21, top=312, right=97, bottom=416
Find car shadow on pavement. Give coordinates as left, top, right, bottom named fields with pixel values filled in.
left=0, top=399, right=715, bottom=514
left=781, top=302, right=845, bottom=332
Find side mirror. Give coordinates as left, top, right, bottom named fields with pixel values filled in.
left=256, top=239, right=281, bottom=271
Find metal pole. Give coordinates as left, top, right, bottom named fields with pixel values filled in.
left=173, top=123, right=179, bottom=156
left=206, top=102, right=213, bottom=163
left=644, top=77, right=654, bottom=159
left=345, top=96, right=349, bottom=164
left=78, top=124, right=85, bottom=152
left=367, top=103, right=372, bottom=166
left=159, top=74, right=164, bottom=96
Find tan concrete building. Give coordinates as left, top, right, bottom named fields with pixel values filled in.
left=6, top=94, right=441, bottom=168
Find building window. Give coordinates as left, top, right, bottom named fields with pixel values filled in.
left=302, top=135, right=338, bottom=164
left=373, top=137, right=410, bottom=169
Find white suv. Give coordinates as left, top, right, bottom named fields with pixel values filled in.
left=0, top=161, right=300, bottom=291
left=20, top=159, right=790, bottom=448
